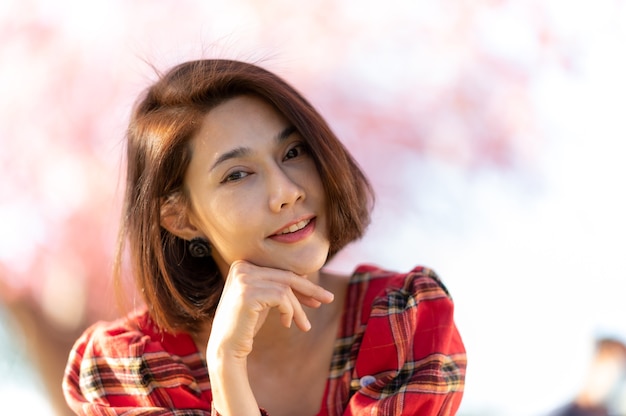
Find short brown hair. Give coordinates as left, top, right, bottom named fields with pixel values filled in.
left=115, top=60, right=373, bottom=334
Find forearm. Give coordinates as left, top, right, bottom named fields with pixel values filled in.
left=208, top=354, right=260, bottom=416
left=205, top=261, right=333, bottom=415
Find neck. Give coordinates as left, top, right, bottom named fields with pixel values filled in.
left=253, top=304, right=323, bottom=352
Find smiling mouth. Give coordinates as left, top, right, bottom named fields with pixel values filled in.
left=276, top=219, right=311, bottom=235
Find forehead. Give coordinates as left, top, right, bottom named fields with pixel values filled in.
left=186, top=95, right=294, bottom=174
left=197, top=95, right=287, bottom=143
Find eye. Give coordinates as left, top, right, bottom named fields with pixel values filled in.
left=222, top=170, right=250, bottom=183
left=284, top=143, right=308, bottom=161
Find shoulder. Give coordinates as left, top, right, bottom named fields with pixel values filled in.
left=69, top=308, right=200, bottom=357
left=331, top=265, right=466, bottom=414
left=347, top=264, right=454, bottom=324
left=346, top=264, right=466, bottom=369
left=352, top=264, right=451, bottom=292
left=63, top=309, right=207, bottom=410
left=354, top=265, right=466, bottom=388
left=62, top=309, right=154, bottom=408
left=66, top=308, right=202, bottom=373
left=68, top=309, right=158, bottom=361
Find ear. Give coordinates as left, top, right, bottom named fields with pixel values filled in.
left=160, top=193, right=202, bottom=241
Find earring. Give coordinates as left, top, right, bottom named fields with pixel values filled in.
left=188, top=237, right=211, bottom=258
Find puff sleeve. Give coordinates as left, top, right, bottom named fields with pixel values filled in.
left=325, top=265, right=467, bottom=415
left=62, top=311, right=213, bottom=415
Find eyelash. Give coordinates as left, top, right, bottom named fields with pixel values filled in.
left=284, top=142, right=308, bottom=161
left=220, top=142, right=309, bottom=184
left=222, top=171, right=249, bottom=183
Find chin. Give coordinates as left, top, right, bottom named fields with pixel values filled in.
left=278, top=245, right=330, bottom=276
left=291, top=260, right=326, bottom=276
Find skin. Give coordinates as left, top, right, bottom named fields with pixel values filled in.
left=161, top=95, right=347, bottom=415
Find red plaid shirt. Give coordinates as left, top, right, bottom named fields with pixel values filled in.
left=63, top=265, right=467, bottom=415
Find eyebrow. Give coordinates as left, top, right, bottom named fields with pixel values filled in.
left=210, top=125, right=297, bottom=172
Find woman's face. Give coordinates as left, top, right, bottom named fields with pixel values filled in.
left=183, top=95, right=330, bottom=277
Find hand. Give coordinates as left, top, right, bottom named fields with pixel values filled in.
left=207, top=260, right=334, bottom=361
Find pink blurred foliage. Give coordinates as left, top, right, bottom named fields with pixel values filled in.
left=0, top=1, right=131, bottom=328
left=0, top=0, right=580, bottom=331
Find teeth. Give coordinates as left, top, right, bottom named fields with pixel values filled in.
left=279, top=219, right=310, bottom=234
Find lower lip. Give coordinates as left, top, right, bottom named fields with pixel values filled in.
left=269, top=218, right=316, bottom=243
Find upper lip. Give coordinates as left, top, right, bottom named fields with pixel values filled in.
left=270, top=215, right=315, bottom=236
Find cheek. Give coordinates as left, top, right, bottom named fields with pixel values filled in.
left=203, top=197, right=259, bottom=246
left=205, top=203, right=246, bottom=237
left=309, top=174, right=327, bottom=215
left=308, top=165, right=325, bottom=199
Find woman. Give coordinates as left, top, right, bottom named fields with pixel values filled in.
left=63, top=59, right=467, bottom=415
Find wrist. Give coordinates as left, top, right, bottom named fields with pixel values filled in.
left=207, top=352, right=247, bottom=380
left=207, top=339, right=251, bottom=364
left=208, top=354, right=258, bottom=416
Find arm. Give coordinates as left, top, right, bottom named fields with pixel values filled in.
left=207, top=355, right=258, bottom=416
left=206, top=260, right=334, bottom=416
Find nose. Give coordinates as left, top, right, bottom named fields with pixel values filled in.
left=268, top=166, right=304, bottom=212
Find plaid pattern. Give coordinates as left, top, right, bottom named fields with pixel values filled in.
left=320, top=265, right=466, bottom=415
left=63, top=265, right=466, bottom=415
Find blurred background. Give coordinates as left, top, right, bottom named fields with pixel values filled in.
left=1, top=0, right=626, bottom=415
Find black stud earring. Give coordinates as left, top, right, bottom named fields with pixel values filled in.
left=188, top=237, right=211, bottom=258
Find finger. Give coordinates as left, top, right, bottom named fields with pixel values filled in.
left=288, top=277, right=334, bottom=304
left=227, top=261, right=326, bottom=331
left=234, top=261, right=334, bottom=305
left=274, top=288, right=311, bottom=331
left=287, top=288, right=312, bottom=331
left=276, top=300, right=294, bottom=328
left=293, top=293, right=323, bottom=309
